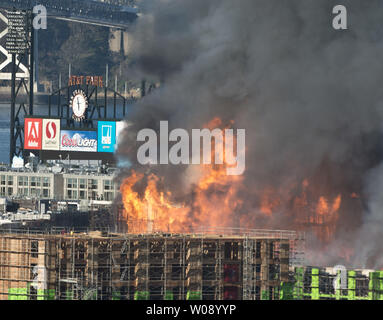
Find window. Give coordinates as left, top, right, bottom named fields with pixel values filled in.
left=303, top=271, right=312, bottom=293
left=90, top=191, right=97, bottom=200
left=30, top=263, right=38, bottom=300
left=67, top=190, right=78, bottom=199
left=67, top=178, right=78, bottom=195
left=30, top=188, right=41, bottom=197
left=42, top=177, right=50, bottom=188
left=31, top=241, right=38, bottom=258
left=79, top=179, right=87, bottom=189
left=29, top=285, right=37, bottom=300
left=104, top=180, right=112, bottom=190
left=224, top=264, right=239, bottom=282
left=255, top=286, right=260, bottom=300
left=255, top=264, right=261, bottom=280
left=103, top=180, right=114, bottom=191
left=171, top=265, right=182, bottom=280
left=1, top=175, right=6, bottom=185
left=18, top=176, right=28, bottom=187
left=319, top=275, right=335, bottom=294
left=269, top=264, right=279, bottom=280
left=79, top=190, right=87, bottom=200
left=43, top=189, right=50, bottom=198
left=7, top=176, right=13, bottom=186
left=269, top=242, right=274, bottom=259
left=269, top=287, right=274, bottom=300
left=255, top=241, right=261, bottom=258
left=18, top=188, right=28, bottom=196
left=88, top=179, right=98, bottom=190
left=356, top=279, right=369, bottom=297
left=105, top=191, right=114, bottom=201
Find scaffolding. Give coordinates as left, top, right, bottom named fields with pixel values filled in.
left=0, top=227, right=305, bottom=300
left=0, top=232, right=57, bottom=300
left=279, top=266, right=383, bottom=300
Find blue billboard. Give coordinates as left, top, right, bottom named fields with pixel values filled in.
left=98, top=121, right=116, bottom=153
left=60, top=130, right=98, bottom=152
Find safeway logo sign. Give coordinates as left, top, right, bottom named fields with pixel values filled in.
left=46, top=122, right=56, bottom=139
left=24, top=118, right=42, bottom=150
left=42, top=119, right=60, bottom=150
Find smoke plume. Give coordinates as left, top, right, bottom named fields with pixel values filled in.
left=117, top=0, right=383, bottom=268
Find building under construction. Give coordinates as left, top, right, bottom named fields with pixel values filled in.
left=0, top=228, right=304, bottom=300
left=280, top=266, right=383, bottom=300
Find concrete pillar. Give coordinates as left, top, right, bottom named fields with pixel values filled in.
left=109, top=29, right=121, bottom=53
left=122, top=31, right=131, bottom=56
left=109, top=29, right=131, bottom=56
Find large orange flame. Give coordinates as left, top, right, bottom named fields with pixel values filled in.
left=120, top=171, right=190, bottom=233
left=120, top=117, right=244, bottom=233
left=120, top=117, right=343, bottom=245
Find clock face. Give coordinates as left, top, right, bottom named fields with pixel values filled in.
left=70, top=90, right=88, bottom=121
left=73, top=94, right=86, bottom=116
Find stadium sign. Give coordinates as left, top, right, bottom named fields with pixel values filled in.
left=24, top=118, right=42, bottom=150
left=68, top=76, right=104, bottom=87
left=97, top=121, right=116, bottom=153
left=60, top=130, right=97, bottom=152
left=42, top=119, right=60, bottom=150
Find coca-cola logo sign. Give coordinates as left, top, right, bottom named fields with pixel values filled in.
left=60, top=130, right=97, bottom=152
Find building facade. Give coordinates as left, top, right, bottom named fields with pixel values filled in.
left=280, top=266, right=383, bottom=300
left=62, top=173, right=117, bottom=201
left=0, top=167, right=118, bottom=202
left=0, top=230, right=299, bottom=300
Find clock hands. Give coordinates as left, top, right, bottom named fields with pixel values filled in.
left=71, top=90, right=88, bottom=122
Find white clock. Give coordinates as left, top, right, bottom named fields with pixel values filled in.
left=70, top=90, right=88, bottom=121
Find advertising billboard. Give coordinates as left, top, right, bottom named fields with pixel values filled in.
left=24, top=118, right=42, bottom=150
left=60, top=130, right=97, bottom=152
left=42, top=119, right=60, bottom=151
left=116, top=121, right=127, bottom=146
left=97, top=121, right=116, bottom=153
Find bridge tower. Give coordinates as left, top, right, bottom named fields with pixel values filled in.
left=0, top=9, right=35, bottom=164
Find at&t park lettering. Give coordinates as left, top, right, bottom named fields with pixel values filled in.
left=68, top=75, right=103, bottom=87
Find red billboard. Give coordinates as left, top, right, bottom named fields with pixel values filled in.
left=24, top=118, right=42, bottom=150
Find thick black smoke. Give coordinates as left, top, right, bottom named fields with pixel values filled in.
left=117, top=0, right=383, bottom=268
